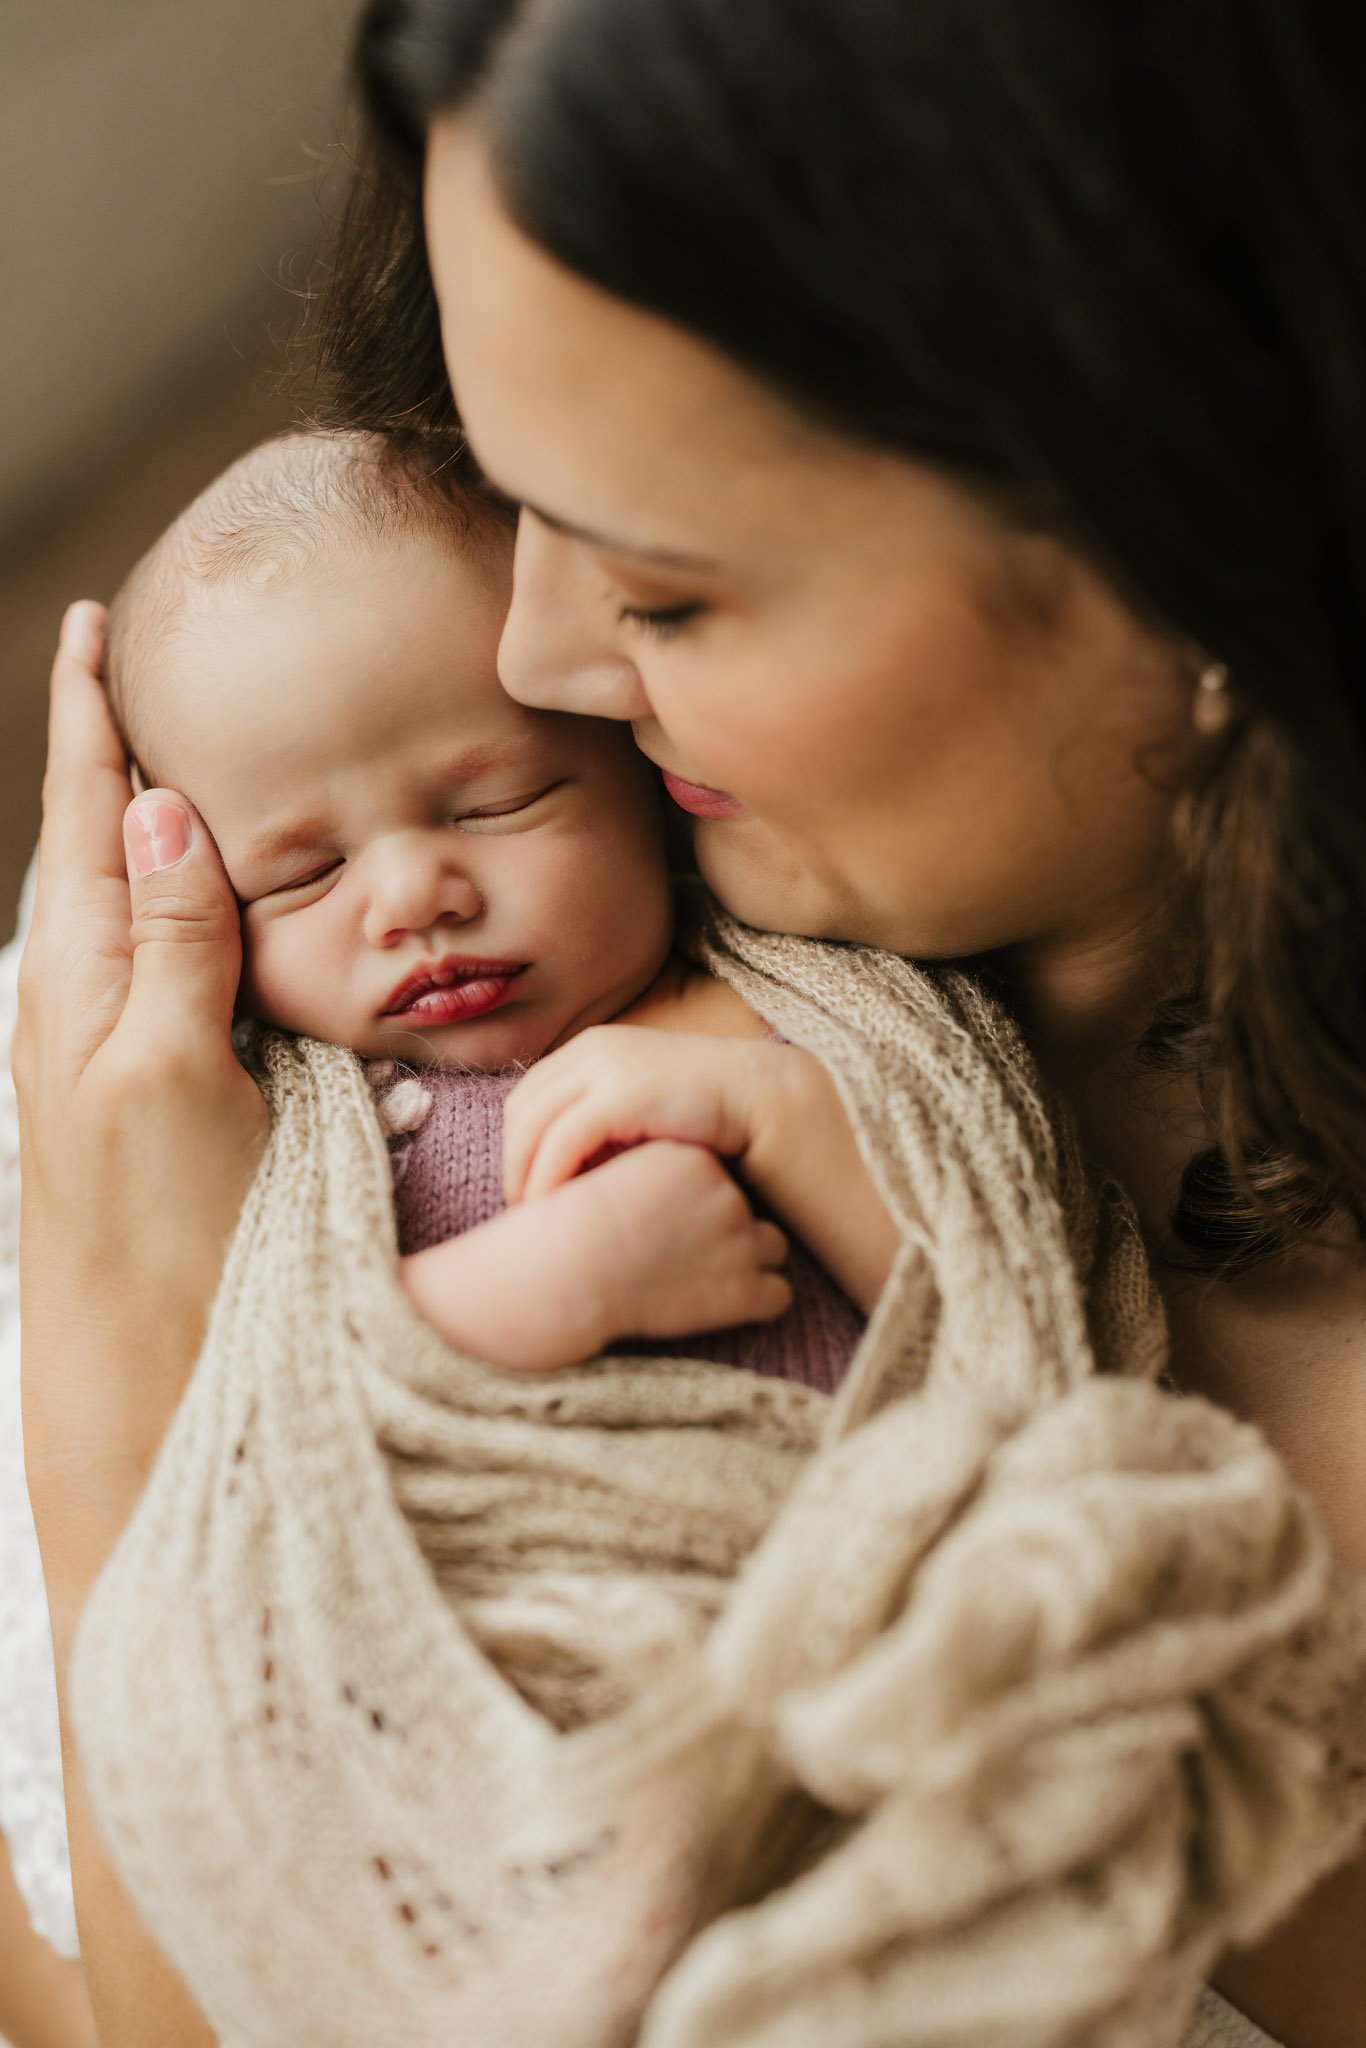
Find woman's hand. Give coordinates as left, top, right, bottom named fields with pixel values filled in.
left=16, top=602, right=267, bottom=1647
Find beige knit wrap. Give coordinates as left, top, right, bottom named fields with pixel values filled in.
left=72, top=913, right=1366, bottom=2048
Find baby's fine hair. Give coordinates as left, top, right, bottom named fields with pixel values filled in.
left=106, top=428, right=499, bottom=780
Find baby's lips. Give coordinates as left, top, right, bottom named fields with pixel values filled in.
left=381, top=957, right=527, bottom=1016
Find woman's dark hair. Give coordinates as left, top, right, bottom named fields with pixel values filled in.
left=313, top=0, right=1366, bottom=1271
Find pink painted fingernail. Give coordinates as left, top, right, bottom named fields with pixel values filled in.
left=125, top=800, right=190, bottom=877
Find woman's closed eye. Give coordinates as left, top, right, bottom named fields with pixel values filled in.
left=616, top=600, right=707, bottom=641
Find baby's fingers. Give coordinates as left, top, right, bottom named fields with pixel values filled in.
left=748, top=1270, right=796, bottom=1323
left=703, top=1255, right=793, bottom=1332
left=513, top=1094, right=646, bottom=1203
left=503, top=1084, right=577, bottom=1204
left=753, top=1220, right=790, bottom=1271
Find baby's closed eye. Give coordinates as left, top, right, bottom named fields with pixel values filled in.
left=447, top=781, right=567, bottom=831
left=240, top=858, right=345, bottom=910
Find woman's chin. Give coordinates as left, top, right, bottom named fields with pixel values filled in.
left=692, top=818, right=971, bottom=958
left=692, top=819, right=860, bottom=944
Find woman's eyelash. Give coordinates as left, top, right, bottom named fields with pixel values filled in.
left=617, top=601, right=705, bottom=641
left=475, top=477, right=521, bottom=519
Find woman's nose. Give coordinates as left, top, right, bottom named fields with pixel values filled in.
left=498, top=512, right=652, bottom=721
left=360, top=836, right=483, bottom=949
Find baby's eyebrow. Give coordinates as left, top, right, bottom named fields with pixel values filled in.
left=241, top=816, right=333, bottom=871
left=429, top=739, right=539, bottom=786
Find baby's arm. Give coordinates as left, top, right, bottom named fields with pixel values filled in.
left=401, top=1138, right=791, bottom=1372
left=503, top=1029, right=899, bottom=1313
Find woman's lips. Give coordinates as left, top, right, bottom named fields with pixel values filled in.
left=660, top=771, right=746, bottom=820
left=382, top=960, right=527, bottom=1026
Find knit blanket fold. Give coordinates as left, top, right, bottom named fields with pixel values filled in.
left=70, top=910, right=1366, bottom=2048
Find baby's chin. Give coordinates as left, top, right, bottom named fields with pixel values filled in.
left=357, top=1008, right=562, bottom=1072
left=237, top=1000, right=560, bottom=1072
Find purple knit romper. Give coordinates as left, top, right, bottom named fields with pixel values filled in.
left=388, top=1066, right=864, bottom=1397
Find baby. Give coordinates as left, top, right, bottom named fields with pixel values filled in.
left=104, top=429, right=896, bottom=1382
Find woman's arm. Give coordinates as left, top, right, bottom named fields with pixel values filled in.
left=0, top=1817, right=96, bottom=2048
left=16, top=603, right=267, bottom=2045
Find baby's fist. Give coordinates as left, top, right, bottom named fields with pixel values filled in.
left=591, top=1140, right=792, bottom=1344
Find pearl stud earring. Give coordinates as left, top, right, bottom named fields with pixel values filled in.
left=1193, top=659, right=1232, bottom=737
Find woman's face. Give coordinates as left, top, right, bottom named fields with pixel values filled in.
left=425, top=123, right=1195, bottom=964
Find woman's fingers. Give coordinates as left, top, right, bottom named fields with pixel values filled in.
left=20, top=604, right=138, bottom=1072
left=39, top=602, right=129, bottom=884
left=22, top=611, right=241, bottom=1089
left=122, top=792, right=244, bottom=1054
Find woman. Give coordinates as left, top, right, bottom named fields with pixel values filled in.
left=16, top=0, right=1365, bottom=2042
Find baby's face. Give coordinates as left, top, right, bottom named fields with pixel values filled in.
left=141, top=526, right=673, bottom=1065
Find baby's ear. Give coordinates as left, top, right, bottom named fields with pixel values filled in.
left=129, top=757, right=149, bottom=796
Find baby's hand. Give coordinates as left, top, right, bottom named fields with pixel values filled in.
left=401, top=1140, right=791, bottom=1373
left=504, top=1025, right=780, bottom=1203
left=506, top=1021, right=898, bottom=1314
left=582, top=1138, right=792, bottom=1345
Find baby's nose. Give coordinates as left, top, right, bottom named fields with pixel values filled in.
left=361, top=838, right=483, bottom=948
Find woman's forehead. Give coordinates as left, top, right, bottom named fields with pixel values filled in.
left=424, top=119, right=878, bottom=559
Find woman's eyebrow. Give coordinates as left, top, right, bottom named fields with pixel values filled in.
left=522, top=501, right=723, bottom=575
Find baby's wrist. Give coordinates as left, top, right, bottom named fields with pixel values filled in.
left=737, top=1043, right=830, bottom=1180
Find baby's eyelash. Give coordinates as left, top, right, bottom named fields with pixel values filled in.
left=616, top=601, right=705, bottom=641
left=270, top=859, right=343, bottom=896
left=453, top=782, right=562, bottom=827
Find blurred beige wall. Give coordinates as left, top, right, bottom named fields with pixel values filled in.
left=0, top=0, right=358, bottom=542
left=0, top=0, right=362, bottom=921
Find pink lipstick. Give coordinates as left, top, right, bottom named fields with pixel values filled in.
left=382, top=957, right=527, bottom=1027
left=660, top=771, right=745, bottom=820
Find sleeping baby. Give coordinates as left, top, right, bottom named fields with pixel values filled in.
left=104, top=429, right=895, bottom=1384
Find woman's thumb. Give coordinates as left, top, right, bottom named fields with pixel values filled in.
left=122, top=790, right=243, bottom=1039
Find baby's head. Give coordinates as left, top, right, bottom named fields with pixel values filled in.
left=107, top=431, right=673, bottom=1066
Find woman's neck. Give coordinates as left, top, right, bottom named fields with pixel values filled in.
left=991, top=892, right=1207, bottom=1251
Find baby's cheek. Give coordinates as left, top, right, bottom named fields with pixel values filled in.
left=237, top=909, right=341, bottom=1037
left=235, top=915, right=287, bottom=1027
